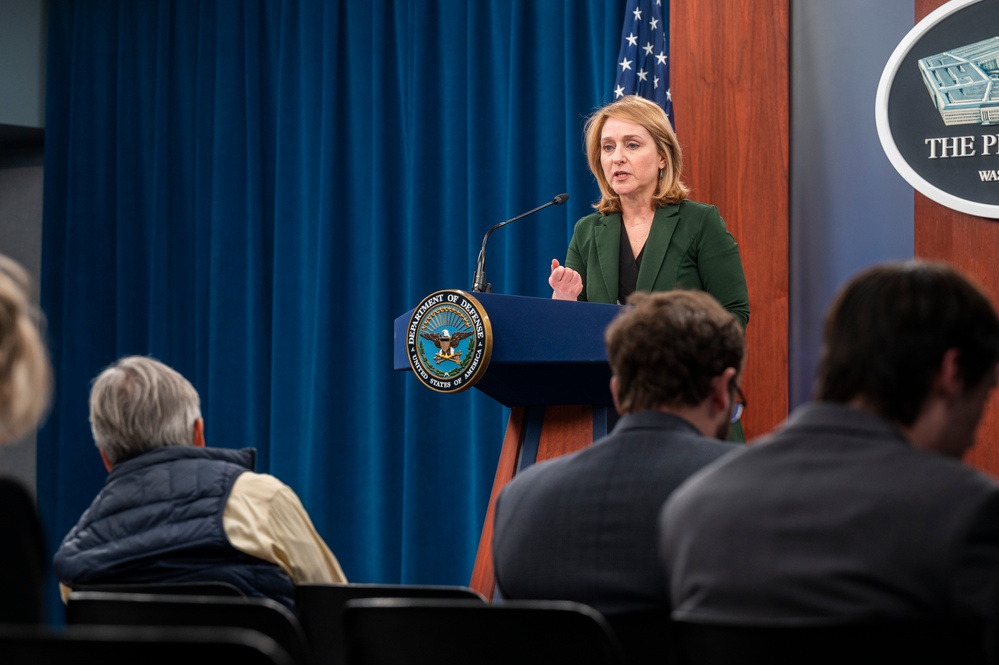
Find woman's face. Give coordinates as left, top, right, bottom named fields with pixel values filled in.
left=599, top=117, right=666, bottom=204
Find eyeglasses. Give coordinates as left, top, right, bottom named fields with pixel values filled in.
left=731, top=385, right=746, bottom=424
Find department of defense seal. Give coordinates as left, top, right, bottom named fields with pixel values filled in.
left=406, top=290, right=493, bottom=393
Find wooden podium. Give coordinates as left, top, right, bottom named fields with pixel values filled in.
left=394, top=292, right=623, bottom=599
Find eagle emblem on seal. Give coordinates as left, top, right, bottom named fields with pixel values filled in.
left=420, top=328, right=474, bottom=364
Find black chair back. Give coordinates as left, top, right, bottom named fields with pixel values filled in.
left=71, top=580, right=246, bottom=597
left=66, top=591, right=311, bottom=665
left=0, top=624, right=294, bottom=665
left=294, top=583, right=485, bottom=665
left=604, top=609, right=673, bottom=665
left=343, top=597, right=626, bottom=665
left=673, top=618, right=988, bottom=665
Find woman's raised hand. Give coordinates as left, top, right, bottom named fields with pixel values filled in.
left=549, top=259, right=583, bottom=301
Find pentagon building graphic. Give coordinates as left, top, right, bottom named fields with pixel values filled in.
left=918, top=36, right=999, bottom=126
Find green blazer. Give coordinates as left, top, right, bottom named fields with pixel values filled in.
left=564, top=200, right=749, bottom=327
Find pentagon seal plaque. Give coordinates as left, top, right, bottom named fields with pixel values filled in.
left=877, top=0, right=999, bottom=218
left=406, top=290, right=492, bottom=393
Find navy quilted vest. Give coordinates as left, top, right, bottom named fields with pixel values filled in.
left=53, top=445, right=295, bottom=609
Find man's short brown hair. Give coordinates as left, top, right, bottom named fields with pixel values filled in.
left=605, top=290, right=745, bottom=414
left=816, top=260, right=999, bottom=425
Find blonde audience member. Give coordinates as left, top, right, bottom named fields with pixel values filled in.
left=0, top=254, right=53, bottom=623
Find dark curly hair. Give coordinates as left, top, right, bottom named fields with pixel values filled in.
left=606, top=290, right=744, bottom=413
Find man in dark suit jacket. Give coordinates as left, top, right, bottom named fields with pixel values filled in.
left=661, top=261, right=999, bottom=625
left=491, top=289, right=744, bottom=617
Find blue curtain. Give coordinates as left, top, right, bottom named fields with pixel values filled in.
left=40, top=0, right=625, bottom=617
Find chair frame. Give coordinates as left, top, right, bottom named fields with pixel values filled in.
left=66, top=590, right=311, bottom=665
left=342, top=597, right=626, bottom=665
left=294, top=582, right=486, bottom=665
left=0, top=623, right=295, bottom=665
left=672, top=617, right=989, bottom=665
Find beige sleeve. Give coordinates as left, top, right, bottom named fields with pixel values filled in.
left=223, top=472, right=347, bottom=584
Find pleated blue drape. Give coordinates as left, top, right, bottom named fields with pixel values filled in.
left=40, top=0, right=625, bottom=617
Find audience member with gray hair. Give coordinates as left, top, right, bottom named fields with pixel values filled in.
left=0, top=254, right=53, bottom=624
left=54, top=355, right=347, bottom=609
left=88, top=355, right=203, bottom=467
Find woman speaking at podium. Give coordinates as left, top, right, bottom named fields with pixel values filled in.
left=549, top=95, right=749, bottom=439
left=549, top=95, right=748, bottom=325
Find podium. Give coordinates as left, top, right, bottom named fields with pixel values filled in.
left=393, top=292, right=623, bottom=599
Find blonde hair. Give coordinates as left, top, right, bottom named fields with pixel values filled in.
left=584, top=95, right=689, bottom=215
left=0, top=255, right=52, bottom=443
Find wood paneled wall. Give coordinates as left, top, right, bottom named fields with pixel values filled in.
left=672, top=1, right=790, bottom=440
left=914, top=0, right=999, bottom=478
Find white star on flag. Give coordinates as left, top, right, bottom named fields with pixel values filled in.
left=613, top=0, right=672, bottom=121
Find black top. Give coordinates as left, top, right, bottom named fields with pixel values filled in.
left=617, top=222, right=643, bottom=304
left=0, top=476, right=46, bottom=623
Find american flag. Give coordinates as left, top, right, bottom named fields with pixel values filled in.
left=613, top=0, right=671, bottom=121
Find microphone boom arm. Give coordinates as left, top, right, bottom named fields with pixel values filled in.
left=471, top=193, right=569, bottom=293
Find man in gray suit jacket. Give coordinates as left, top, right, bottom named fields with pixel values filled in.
left=492, top=289, right=744, bottom=617
left=661, top=260, right=999, bottom=625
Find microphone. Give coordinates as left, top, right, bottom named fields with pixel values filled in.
left=471, top=193, right=570, bottom=293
